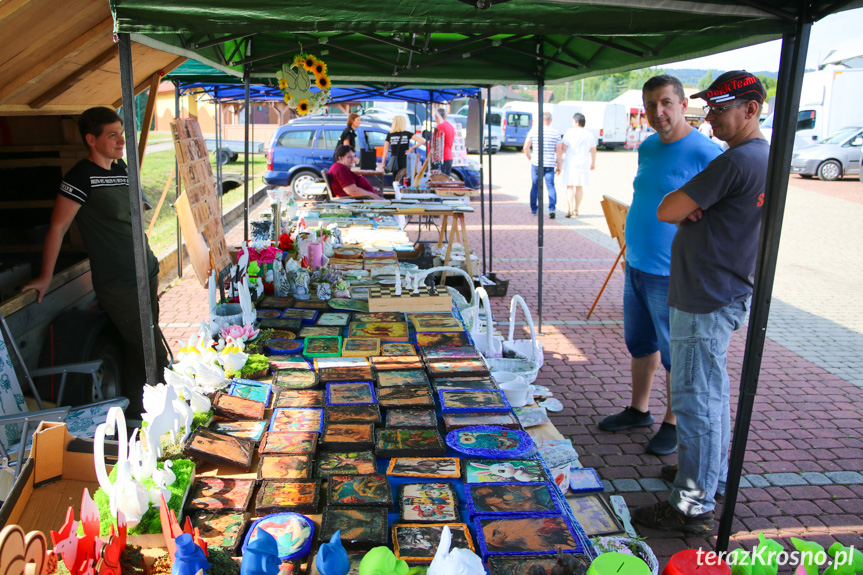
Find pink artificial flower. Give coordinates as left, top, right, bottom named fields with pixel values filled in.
left=248, top=246, right=282, bottom=264
left=220, top=323, right=260, bottom=342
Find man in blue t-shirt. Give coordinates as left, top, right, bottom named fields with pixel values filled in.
left=597, top=76, right=722, bottom=457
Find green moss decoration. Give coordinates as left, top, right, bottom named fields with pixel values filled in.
left=246, top=330, right=275, bottom=355
left=89, top=459, right=195, bottom=536
left=208, top=547, right=240, bottom=575
left=226, top=354, right=269, bottom=379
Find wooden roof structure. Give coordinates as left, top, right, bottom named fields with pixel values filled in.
left=0, top=0, right=184, bottom=116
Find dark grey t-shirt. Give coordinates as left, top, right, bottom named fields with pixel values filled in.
left=667, top=138, right=769, bottom=314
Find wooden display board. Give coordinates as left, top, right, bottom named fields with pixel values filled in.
left=367, top=285, right=452, bottom=313
left=170, top=119, right=231, bottom=284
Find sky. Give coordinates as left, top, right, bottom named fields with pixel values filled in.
left=664, top=7, right=863, bottom=73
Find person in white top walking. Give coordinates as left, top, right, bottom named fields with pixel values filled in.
left=698, top=120, right=713, bottom=139
left=560, top=112, right=597, bottom=218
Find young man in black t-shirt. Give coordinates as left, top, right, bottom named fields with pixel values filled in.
left=23, top=107, right=168, bottom=415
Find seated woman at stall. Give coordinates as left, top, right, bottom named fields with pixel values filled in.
left=327, top=145, right=386, bottom=200
left=379, top=115, right=425, bottom=178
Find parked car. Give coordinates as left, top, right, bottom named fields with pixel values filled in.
left=361, top=107, right=423, bottom=133
left=790, top=126, right=863, bottom=181
left=264, top=115, right=482, bottom=195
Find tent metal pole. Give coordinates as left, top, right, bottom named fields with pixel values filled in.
left=118, top=33, right=159, bottom=388
left=488, top=85, right=494, bottom=274
left=217, top=98, right=223, bottom=213
left=537, top=76, right=544, bottom=334
left=478, top=94, right=486, bottom=278
left=715, top=20, right=811, bottom=553
left=243, top=68, right=250, bottom=244
left=174, top=81, right=182, bottom=279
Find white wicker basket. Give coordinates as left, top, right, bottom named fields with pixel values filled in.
left=501, top=294, right=544, bottom=369
left=469, top=287, right=502, bottom=359
left=486, top=357, right=540, bottom=384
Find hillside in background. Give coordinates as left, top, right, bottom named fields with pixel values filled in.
left=666, top=68, right=779, bottom=86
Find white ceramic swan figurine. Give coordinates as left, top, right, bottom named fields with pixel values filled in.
left=93, top=407, right=150, bottom=523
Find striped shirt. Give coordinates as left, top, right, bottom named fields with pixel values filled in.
left=526, top=125, right=562, bottom=166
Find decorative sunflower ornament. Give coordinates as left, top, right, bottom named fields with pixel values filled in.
left=276, top=53, right=332, bottom=116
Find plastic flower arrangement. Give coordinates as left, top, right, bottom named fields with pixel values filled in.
left=277, top=53, right=331, bottom=116
left=279, top=232, right=295, bottom=252
left=220, top=323, right=260, bottom=343
left=248, top=246, right=282, bottom=264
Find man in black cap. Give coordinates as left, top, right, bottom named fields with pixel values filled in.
left=633, top=71, right=768, bottom=533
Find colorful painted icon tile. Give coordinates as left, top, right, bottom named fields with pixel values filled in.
left=376, top=385, right=434, bottom=409
left=188, top=477, right=255, bottom=512
left=443, top=412, right=521, bottom=432
left=209, top=420, right=267, bottom=443
left=314, top=357, right=370, bottom=369
left=293, top=299, right=330, bottom=310
left=327, top=298, right=369, bottom=312
left=257, top=454, right=314, bottom=481
left=242, top=513, right=314, bottom=561
left=326, top=382, right=376, bottom=405
left=320, top=423, right=375, bottom=451
left=487, top=554, right=591, bottom=575
left=386, top=457, right=461, bottom=479
left=269, top=408, right=324, bottom=433
left=259, top=431, right=318, bottom=455
left=353, top=312, right=404, bottom=323
left=375, top=428, right=446, bottom=458
left=319, top=365, right=374, bottom=383
left=386, top=409, right=436, bottom=429
left=259, top=317, right=303, bottom=331
left=328, top=474, right=392, bottom=506
left=267, top=329, right=298, bottom=341
left=433, top=377, right=498, bottom=391
left=421, top=346, right=482, bottom=360
left=274, top=389, right=324, bottom=408
left=416, top=331, right=470, bottom=348
left=316, top=451, right=377, bottom=477
left=258, top=296, right=295, bottom=310
left=342, top=337, right=381, bottom=358
left=213, top=392, right=266, bottom=421
left=409, top=315, right=463, bottom=333
left=376, top=369, right=429, bottom=388
left=427, top=359, right=490, bottom=378
left=565, top=494, right=624, bottom=536
left=438, top=389, right=510, bottom=412
left=463, top=459, right=547, bottom=484
left=228, top=379, right=273, bottom=405
left=325, top=404, right=381, bottom=425
left=316, top=312, right=352, bottom=327
left=474, top=515, right=582, bottom=555
left=298, top=325, right=342, bottom=338
left=400, top=483, right=458, bottom=522
left=272, top=368, right=318, bottom=389
left=446, top=426, right=535, bottom=458
left=347, top=322, right=410, bottom=343
left=257, top=309, right=282, bottom=320
left=302, top=336, right=342, bottom=357
left=266, top=339, right=304, bottom=355
left=513, top=405, right=551, bottom=428
left=380, top=343, right=417, bottom=356
left=319, top=506, right=388, bottom=549
left=369, top=356, right=425, bottom=371
left=393, top=523, right=474, bottom=563
left=281, top=308, right=319, bottom=324
left=183, top=428, right=254, bottom=471
left=465, top=482, right=560, bottom=517
left=192, top=511, right=249, bottom=555
left=267, top=356, right=311, bottom=372
left=569, top=468, right=604, bottom=494
left=255, top=480, right=320, bottom=514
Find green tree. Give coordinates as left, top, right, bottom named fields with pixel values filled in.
left=698, top=70, right=714, bottom=90
left=758, top=74, right=777, bottom=103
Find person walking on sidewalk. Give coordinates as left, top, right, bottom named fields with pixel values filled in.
left=597, top=75, right=722, bottom=456
left=523, top=112, right=563, bottom=218
left=634, top=71, right=768, bottom=533
left=560, top=112, right=597, bottom=218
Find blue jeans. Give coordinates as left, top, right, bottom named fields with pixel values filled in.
left=668, top=298, right=750, bottom=516
left=623, top=265, right=671, bottom=372
left=530, top=165, right=557, bottom=213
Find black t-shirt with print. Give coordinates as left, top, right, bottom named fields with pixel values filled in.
left=385, top=130, right=414, bottom=172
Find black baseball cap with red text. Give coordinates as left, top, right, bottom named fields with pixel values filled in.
left=692, top=70, right=766, bottom=105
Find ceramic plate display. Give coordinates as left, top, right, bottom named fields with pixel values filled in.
left=294, top=299, right=330, bottom=310
left=421, top=346, right=483, bottom=360
left=281, top=308, right=319, bottom=324
left=416, top=332, right=470, bottom=347
left=303, top=336, right=342, bottom=357
left=316, top=451, right=377, bottom=477
left=328, top=298, right=369, bottom=312
left=265, top=339, right=304, bottom=356
left=474, top=515, right=582, bottom=557
left=255, top=480, right=320, bottom=514
left=319, top=365, right=374, bottom=383
left=209, top=420, right=267, bottom=443
left=257, top=309, right=282, bottom=320
left=376, top=385, right=435, bottom=409
left=369, top=356, right=425, bottom=371
left=409, top=315, right=463, bottom=332
left=348, top=322, right=410, bottom=343
left=433, top=377, right=499, bottom=391
left=375, top=428, right=446, bottom=458
left=328, top=474, right=392, bottom=506
left=269, top=408, right=324, bottom=433
left=513, top=405, right=551, bottom=428
left=325, top=404, right=381, bottom=425
left=400, top=483, right=458, bottom=522
left=376, top=369, right=429, bottom=388
left=188, top=477, right=255, bottom=512
left=465, top=482, right=560, bottom=517
left=326, top=382, right=376, bottom=405
left=298, top=326, right=342, bottom=338
left=257, top=454, right=314, bottom=481
left=464, top=460, right=547, bottom=483
left=386, top=457, right=460, bottom=479
left=273, top=389, right=324, bottom=408
left=315, top=312, right=352, bottom=327
left=487, top=554, right=591, bottom=575
left=192, top=511, right=249, bottom=555
left=272, top=369, right=318, bottom=389
left=320, top=423, right=375, bottom=451
left=380, top=343, right=417, bottom=356
left=569, top=468, right=604, bottom=494
left=314, top=357, right=370, bottom=369
left=438, top=390, right=510, bottom=413
left=342, top=337, right=380, bottom=357
left=428, top=359, right=490, bottom=379
left=319, top=507, right=388, bottom=549
left=566, top=494, right=624, bottom=536
left=354, top=312, right=403, bottom=323
left=445, top=426, right=536, bottom=459
left=333, top=247, right=363, bottom=258
left=268, top=356, right=311, bottom=372
left=259, top=317, right=303, bottom=331
left=443, top=412, right=521, bottom=432
left=386, top=409, right=436, bottom=428
left=259, top=296, right=295, bottom=310
left=259, top=431, right=318, bottom=454
left=392, top=523, right=475, bottom=563
left=213, top=393, right=266, bottom=421
left=228, top=379, right=274, bottom=405
left=242, top=513, right=314, bottom=561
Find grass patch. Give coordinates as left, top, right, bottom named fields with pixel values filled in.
left=140, top=131, right=173, bottom=145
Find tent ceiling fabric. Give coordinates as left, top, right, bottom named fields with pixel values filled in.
left=111, top=0, right=861, bottom=85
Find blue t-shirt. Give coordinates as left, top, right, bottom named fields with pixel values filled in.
left=625, top=130, right=723, bottom=276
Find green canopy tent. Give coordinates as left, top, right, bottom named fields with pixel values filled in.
left=111, top=0, right=863, bottom=552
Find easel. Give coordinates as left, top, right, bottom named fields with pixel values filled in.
left=586, top=195, right=629, bottom=319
